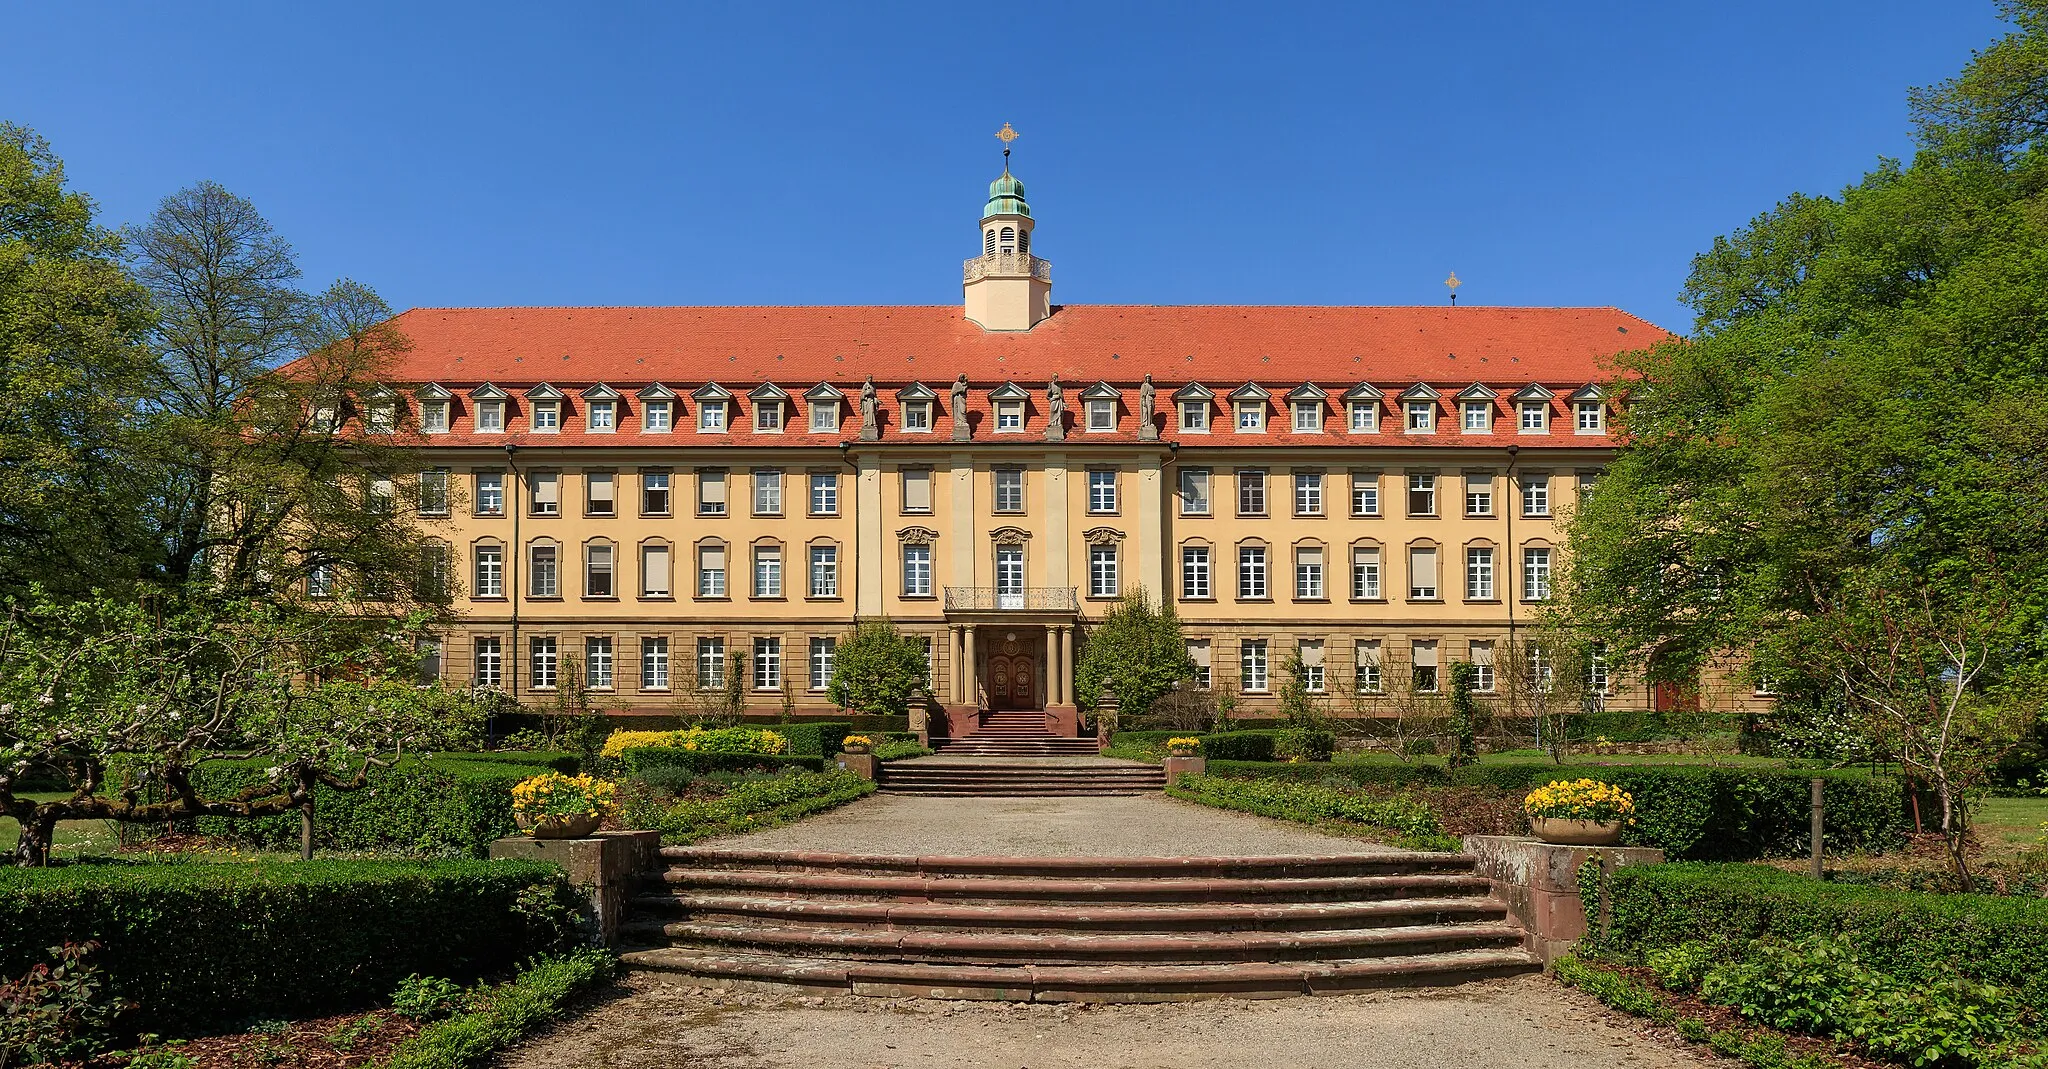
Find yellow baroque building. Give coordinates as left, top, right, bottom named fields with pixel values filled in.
left=375, top=166, right=1741, bottom=736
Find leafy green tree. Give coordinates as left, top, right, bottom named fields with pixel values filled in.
left=1446, top=662, right=1480, bottom=768
left=1073, top=588, right=1197, bottom=721
left=1277, top=652, right=1327, bottom=728
left=827, top=619, right=929, bottom=719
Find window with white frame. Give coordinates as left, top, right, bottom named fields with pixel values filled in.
left=1349, top=401, right=1379, bottom=432
left=642, top=471, right=671, bottom=515
left=698, top=400, right=726, bottom=432
left=1235, top=402, right=1264, bottom=432
left=1355, top=640, right=1383, bottom=693
left=366, top=476, right=395, bottom=514
left=474, top=544, right=504, bottom=597
left=585, top=542, right=615, bottom=597
left=585, top=472, right=615, bottom=517
left=1575, top=401, right=1605, bottom=433
left=1295, top=545, right=1325, bottom=599
left=809, top=637, right=836, bottom=690
left=644, top=400, right=672, bottom=432
left=1086, top=398, right=1115, bottom=432
left=902, top=543, right=932, bottom=596
left=752, top=469, right=783, bottom=515
left=529, top=542, right=559, bottom=597
left=697, top=543, right=727, bottom=597
left=810, top=400, right=839, bottom=432
left=421, top=400, right=450, bottom=433
left=1408, top=545, right=1439, bottom=599
left=1519, top=401, right=1548, bottom=433
left=1238, top=544, right=1267, bottom=599
left=1407, top=473, right=1436, bottom=516
left=1405, top=401, right=1435, bottom=432
left=1292, top=401, right=1322, bottom=432
left=1089, top=544, right=1119, bottom=597
left=1523, top=547, right=1553, bottom=600
left=755, top=400, right=782, bottom=432
left=1461, top=401, right=1491, bottom=432
left=307, top=561, right=337, bottom=598
left=1179, top=468, right=1210, bottom=515
left=1180, top=400, right=1209, bottom=432
left=1465, top=473, right=1494, bottom=516
left=901, top=468, right=933, bottom=514
left=697, top=637, right=725, bottom=688
left=1294, top=472, right=1323, bottom=516
left=588, top=400, right=616, bottom=432
left=585, top=636, right=613, bottom=689
left=476, top=401, right=504, bottom=432
left=1238, top=469, right=1267, bottom=515
left=421, top=469, right=450, bottom=515
left=1351, top=472, right=1380, bottom=516
left=415, top=638, right=441, bottom=683
left=1470, top=641, right=1495, bottom=692
left=902, top=401, right=932, bottom=432
left=1521, top=474, right=1550, bottom=517
left=809, top=544, right=837, bottom=597
left=809, top=472, right=838, bottom=515
left=1524, top=643, right=1554, bottom=693
left=994, top=468, right=1024, bottom=513
left=641, top=542, right=671, bottom=597
left=640, top=637, right=669, bottom=689
left=1588, top=643, right=1610, bottom=695
left=1188, top=639, right=1212, bottom=689
left=530, top=637, right=557, bottom=689
left=1351, top=545, right=1382, bottom=599
left=475, top=472, right=504, bottom=515
left=1181, top=545, right=1211, bottom=599
left=1412, top=640, right=1440, bottom=692
left=529, top=472, right=559, bottom=516
left=1088, top=469, right=1118, bottom=513
left=1240, top=639, right=1269, bottom=692
left=1297, top=640, right=1325, bottom=692
left=367, top=398, right=396, bottom=433
left=995, top=400, right=1024, bottom=431
left=753, top=544, right=782, bottom=597
left=474, top=637, right=502, bottom=687
left=420, top=543, right=453, bottom=599
left=697, top=469, right=727, bottom=515
left=753, top=637, right=781, bottom=690
left=1466, top=546, right=1495, bottom=599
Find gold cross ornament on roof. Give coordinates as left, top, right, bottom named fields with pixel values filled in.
left=996, top=122, right=1020, bottom=145
left=1445, top=271, right=1461, bottom=292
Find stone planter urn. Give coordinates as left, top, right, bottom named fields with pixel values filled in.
left=1530, top=816, right=1624, bottom=847
left=841, top=741, right=873, bottom=755
left=516, top=812, right=602, bottom=840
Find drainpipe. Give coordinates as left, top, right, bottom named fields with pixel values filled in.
left=503, top=443, right=523, bottom=723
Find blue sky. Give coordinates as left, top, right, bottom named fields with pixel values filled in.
left=3, top=2, right=2012, bottom=333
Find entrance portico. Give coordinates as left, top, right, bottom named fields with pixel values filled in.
left=939, top=586, right=1079, bottom=738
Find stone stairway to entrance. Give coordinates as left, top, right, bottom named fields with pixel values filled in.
left=933, top=710, right=1101, bottom=756
left=879, top=709, right=1162, bottom=796
left=620, top=847, right=1539, bottom=1001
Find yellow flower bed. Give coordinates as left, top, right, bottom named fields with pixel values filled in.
left=598, top=730, right=677, bottom=758
left=511, top=772, right=619, bottom=819
left=598, top=727, right=789, bottom=758
left=1524, top=778, right=1636, bottom=824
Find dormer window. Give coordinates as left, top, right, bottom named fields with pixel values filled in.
left=995, top=400, right=1025, bottom=432
left=1236, top=402, right=1264, bottom=432
left=1405, top=401, right=1435, bottom=433
left=699, top=401, right=726, bottom=432
left=1348, top=402, right=1378, bottom=433
left=476, top=401, right=504, bottom=432
left=421, top=401, right=450, bottom=434
left=1291, top=401, right=1322, bottom=433
left=644, top=400, right=672, bottom=432
left=311, top=402, right=340, bottom=431
left=588, top=400, right=615, bottom=432
left=1461, top=401, right=1492, bottom=433
left=533, top=401, right=561, bottom=432
left=366, top=397, right=396, bottom=433
left=755, top=400, right=783, bottom=432
left=1087, top=399, right=1115, bottom=432
left=1180, top=401, right=1208, bottom=432
left=811, top=400, right=839, bottom=432
left=1575, top=401, right=1605, bottom=433
left=903, top=401, right=932, bottom=432
left=1519, top=402, right=1549, bottom=433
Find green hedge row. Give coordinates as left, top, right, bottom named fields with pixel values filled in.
left=1199, top=762, right=1905, bottom=861
left=0, top=859, right=580, bottom=1036
left=183, top=753, right=574, bottom=858
left=1111, top=728, right=1333, bottom=762
left=773, top=721, right=853, bottom=757
left=1167, top=774, right=1453, bottom=850
left=619, top=748, right=828, bottom=776
left=1586, top=862, right=2048, bottom=1009
left=384, top=948, right=615, bottom=1069
left=633, top=770, right=875, bottom=845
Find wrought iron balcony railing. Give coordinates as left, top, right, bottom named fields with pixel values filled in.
left=961, top=252, right=1053, bottom=284
left=943, top=586, right=1078, bottom=612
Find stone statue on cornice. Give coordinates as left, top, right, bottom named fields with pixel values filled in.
left=1045, top=374, right=1066, bottom=442
left=858, top=376, right=879, bottom=441
left=950, top=374, right=970, bottom=441
left=1139, top=373, right=1159, bottom=441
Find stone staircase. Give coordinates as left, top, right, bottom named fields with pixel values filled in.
left=621, top=847, right=1539, bottom=1001
left=878, top=757, right=1166, bottom=796
left=932, top=710, right=1102, bottom=757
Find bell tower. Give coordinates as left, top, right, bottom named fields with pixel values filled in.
left=963, top=123, right=1053, bottom=332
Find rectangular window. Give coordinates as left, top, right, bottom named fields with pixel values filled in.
left=1405, top=401, right=1435, bottom=432
left=752, top=469, right=783, bottom=516
left=1519, top=401, right=1548, bottom=433
left=996, top=400, right=1024, bottom=431
left=1351, top=472, right=1380, bottom=516
left=755, top=401, right=783, bottom=432
left=698, top=544, right=727, bottom=597
left=640, top=637, right=669, bottom=690
left=1412, top=640, right=1440, bottom=693
left=1089, top=544, right=1119, bottom=597
left=1524, top=548, right=1553, bottom=600
left=418, top=637, right=442, bottom=681
left=642, top=543, right=671, bottom=597
left=530, top=472, right=559, bottom=516
left=699, top=401, right=726, bottom=431
left=902, top=543, right=932, bottom=596
left=1470, top=640, right=1496, bottom=693
left=421, top=544, right=453, bottom=599
left=996, top=547, right=1024, bottom=596
left=1179, top=468, right=1211, bottom=515
left=697, top=638, right=725, bottom=689
left=421, top=401, right=450, bottom=434
left=1088, top=469, right=1118, bottom=513
left=753, top=544, right=782, bottom=597
left=476, top=401, right=504, bottom=432
left=1466, top=546, right=1495, bottom=599
left=1294, top=546, right=1324, bottom=599
left=1525, top=643, right=1555, bottom=693
left=1237, top=469, right=1267, bottom=516
left=810, top=400, right=839, bottom=432
left=809, top=472, right=839, bottom=515
left=530, top=637, right=557, bottom=689
left=1180, top=400, right=1208, bottom=432
left=418, top=469, right=450, bottom=515
left=1298, top=640, right=1326, bottom=693
left=810, top=544, right=838, bottom=597
left=903, top=401, right=932, bottom=432
left=1521, top=475, right=1550, bottom=517
left=1238, top=544, right=1267, bottom=599
left=1349, top=402, right=1379, bottom=433
left=1351, top=546, right=1382, bottom=599
left=643, top=399, right=672, bottom=432
left=475, top=472, right=504, bottom=516
left=1086, top=398, right=1115, bottom=431
left=1461, top=401, right=1491, bottom=432
left=529, top=543, right=559, bottom=598
left=588, top=400, right=616, bottom=432
left=1292, top=401, right=1322, bottom=432
left=474, top=637, right=502, bottom=687
left=1293, top=472, right=1323, bottom=516
left=368, top=401, right=397, bottom=434
left=532, top=401, right=560, bottom=432
left=753, top=637, right=781, bottom=690
left=809, top=637, right=836, bottom=691
left=1576, top=401, right=1605, bottom=433
left=1589, top=644, right=1610, bottom=695
left=698, top=469, right=727, bottom=515
left=642, top=471, right=671, bottom=515
left=1355, top=640, right=1383, bottom=694
left=994, top=468, right=1025, bottom=513
left=901, top=468, right=933, bottom=513
left=1407, top=473, right=1436, bottom=516
left=1236, top=402, right=1264, bottom=432
left=585, top=472, right=615, bottom=516
left=306, top=561, right=336, bottom=598
left=1465, top=473, right=1494, bottom=516
left=1188, top=639, right=1212, bottom=689
left=1181, top=545, right=1211, bottom=599
left=586, top=542, right=615, bottom=597
left=1409, top=545, right=1439, bottom=600
left=474, top=545, right=504, bottom=597
left=586, top=637, right=614, bottom=689
left=1240, top=639, right=1269, bottom=692
left=366, top=476, right=395, bottom=514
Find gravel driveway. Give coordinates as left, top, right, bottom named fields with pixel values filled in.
left=508, top=971, right=1714, bottom=1069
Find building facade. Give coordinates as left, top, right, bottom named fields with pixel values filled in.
left=371, top=167, right=1734, bottom=732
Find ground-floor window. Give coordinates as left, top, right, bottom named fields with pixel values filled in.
left=641, top=637, right=669, bottom=690
left=586, top=636, right=613, bottom=689
left=697, top=637, right=725, bottom=689
left=474, top=636, right=502, bottom=688
left=1240, top=639, right=1269, bottom=692
left=530, top=636, right=557, bottom=689
left=754, top=637, right=782, bottom=691
left=809, top=637, right=835, bottom=691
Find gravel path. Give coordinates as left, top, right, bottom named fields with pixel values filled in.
left=509, top=972, right=1715, bottom=1069
left=703, top=792, right=1407, bottom=857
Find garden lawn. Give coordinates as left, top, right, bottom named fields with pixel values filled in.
left=1978, top=796, right=2048, bottom=852
left=0, top=791, right=122, bottom=859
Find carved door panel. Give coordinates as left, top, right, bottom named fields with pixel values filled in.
left=1009, top=656, right=1035, bottom=709
left=989, top=655, right=1013, bottom=708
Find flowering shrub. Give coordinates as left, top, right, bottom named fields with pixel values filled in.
left=509, top=773, right=619, bottom=821
left=1166, top=737, right=1202, bottom=753
left=1524, top=779, right=1636, bottom=823
left=597, top=727, right=787, bottom=759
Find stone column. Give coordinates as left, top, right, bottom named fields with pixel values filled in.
left=855, top=453, right=884, bottom=617
left=949, top=625, right=964, bottom=704
left=1059, top=626, right=1074, bottom=705
left=963, top=627, right=978, bottom=708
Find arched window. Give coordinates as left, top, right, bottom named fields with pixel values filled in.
left=984, top=229, right=997, bottom=256
left=999, top=226, right=1016, bottom=254
left=584, top=539, right=616, bottom=598
left=639, top=538, right=672, bottom=598
left=527, top=538, right=561, bottom=598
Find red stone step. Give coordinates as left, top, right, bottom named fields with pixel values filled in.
left=659, top=847, right=1478, bottom=879
left=660, top=870, right=1489, bottom=905
left=628, top=893, right=1508, bottom=934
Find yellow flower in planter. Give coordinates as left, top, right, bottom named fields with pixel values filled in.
left=1166, top=737, right=1202, bottom=755
left=512, top=772, right=621, bottom=820
left=1523, top=779, right=1635, bottom=824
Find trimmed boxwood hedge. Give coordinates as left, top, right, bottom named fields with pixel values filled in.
left=1199, top=761, right=1905, bottom=860
left=772, top=721, right=854, bottom=757
left=619, top=748, right=828, bottom=776
left=0, top=858, right=580, bottom=1036
left=1586, top=862, right=2048, bottom=1007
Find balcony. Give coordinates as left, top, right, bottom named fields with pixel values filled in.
left=944, top=586, right=1078, bottom=613
left=962, top=252, right=1053, bottom=284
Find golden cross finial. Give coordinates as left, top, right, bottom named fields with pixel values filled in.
left=996, top=122, right=1020, bottom=145
left=1445, top=271, right=1462, bottom=306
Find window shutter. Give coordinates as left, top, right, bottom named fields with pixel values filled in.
left=643, top=545, right=670, bottom=596
left=903, top=469, right=932, bottom=512
left=700, top=472, right=727, bottom=506
left=1299, top=640, right=1325, bottom=667
left=1471, top=641, right=1494, bottom=668
left=1188, top=641, right=1210, bottom=670
left=1298, top=546, right=1324, bottom=570
left=1356, top=639, right=1381, bottom=667
left=1412, top=641, right=1439, bottom=669
left=588, top=473, right=614, bottom=508
left=1410, top=547, right=1438, bottom=589
left=701, top=545, right=725, bottom=572
left=534, top=473, right=559, bottom=506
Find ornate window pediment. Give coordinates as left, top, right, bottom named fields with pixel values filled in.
left=805, top=382, right=846, bottom=402
left=897, top=526, right=940, bottom=545
left=1514, top=383, right=1555, bottom=401
left=1080, top=381, right=1121, bottom=402
left=1343, top=382, right=1384, bottom=401
left=1400, top=382, right=1441, bottom=401
left=987, top=381, right=1031, bottom=402
left=1287, top=382, right=1327, bottom=402
left=1082, top=526, right=1124, bottom=546
left=1174, top=382, right=1214, bottom=402
left=749, top=382, right=791, bottom=402
left=896, top=381, right=937, bottom=402
left=1570, top=383, right=1606, bottom=402
left=637, top=382, right=677, bottom=400
left=693, top=382, right=734, bottom=401
left=583, top=382, right=622, bottom=401
left=469, top=382, right=508, bottom=400
left=1456, top=383, right=1498, bottom=401
left=989, top=525, right=1032, bottom=545
left=525, top=382, right=564, bottom=400
left=1229, top=382, right=1271, bottom=402
left=415, top=382, right=454, bottom=401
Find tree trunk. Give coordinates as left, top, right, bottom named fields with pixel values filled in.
left=1936, top=777, right=1973, bottom=892
left=299, top=801, right=314, bottom=861
left=12, top=812, right=56, bottom=867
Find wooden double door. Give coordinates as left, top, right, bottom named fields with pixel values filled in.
left=987, top=653, right=1038, bottom=710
